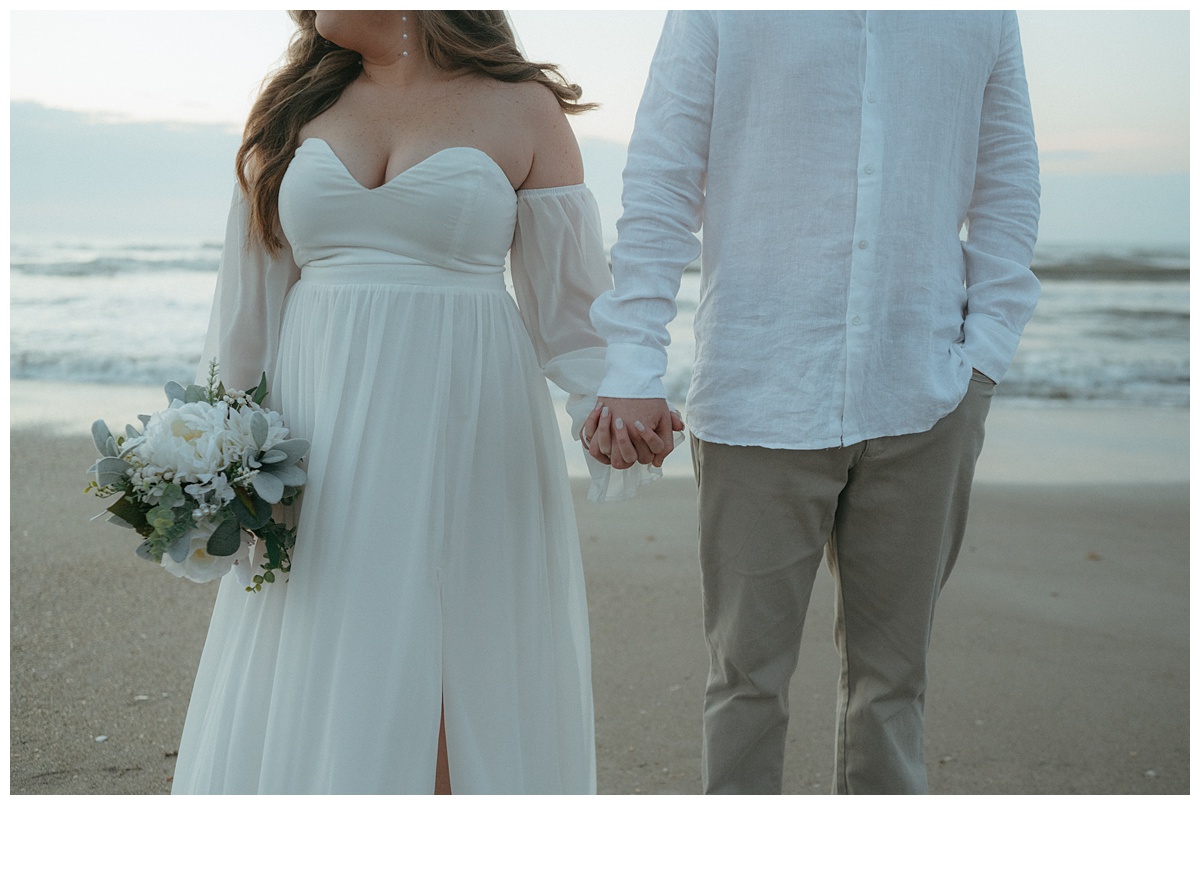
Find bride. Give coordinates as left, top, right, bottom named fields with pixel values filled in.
left=172, top=10, right=677, bottom=794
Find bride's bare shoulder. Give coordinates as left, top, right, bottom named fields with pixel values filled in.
left=502, top=81, right=583, bottom=189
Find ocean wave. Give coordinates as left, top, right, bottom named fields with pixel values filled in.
left=1031, top=247, right=1188, bottom=281
left=10, top=351, right=202, bottom=387
left=12, top=256, right=221, bottom=277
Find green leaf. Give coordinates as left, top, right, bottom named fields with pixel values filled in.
left=135, top=539, right=156, bottom=561
left=206, top=516, right=242, bottom=557
left=251, top=372, right=269, bottom=405
left=232, top=486, right=272, bottom=530
left=184, top=384, right=207, bottom=404
left=106, top=494, right=150, bottom=535
left=164, top=381, right=187, bottom=404
left=166, top=532, right=192, bottom=563
left=158, top=483, right=185, bottom=508
left=264, top=534, right=284, bottom=569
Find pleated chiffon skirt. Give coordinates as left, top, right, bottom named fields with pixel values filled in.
left=171, top=274, right=596, bottom=794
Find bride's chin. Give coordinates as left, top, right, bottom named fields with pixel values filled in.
left=314, top=11, right=405, bottom=54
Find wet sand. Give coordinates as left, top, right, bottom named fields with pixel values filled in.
left=8, top=381, right=1190, bottom=795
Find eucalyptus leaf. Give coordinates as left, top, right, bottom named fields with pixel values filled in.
left=206, top=516, right=243, bottom=557
left=106, top=494, right=148, bottom=532
left=166, top=532, right=192, bottom=563
left=251, top=411, right=268, bottom=450
left=158, top=483, right=185, bottom=508
left=184, top=384, right=206, bottom=404
left=91, top=419, right=114, bottom=456
left=164, top=381, right=187, bottom=404
left=250, top=470, right=285, bottom=504
left=233, top=487, right=272, bottom=530
left=135, top=539, right=156, bottom=561
left=92, top=456, right=132, bottom=486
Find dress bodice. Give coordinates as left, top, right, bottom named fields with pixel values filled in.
left=279, top=138, right=517, bottom=280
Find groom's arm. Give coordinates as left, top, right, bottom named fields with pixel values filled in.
left=588, top=11, right=718, bottom=469
left=960, top=11, right=1041, bottom=383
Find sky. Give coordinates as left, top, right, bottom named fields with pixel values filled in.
left=8, top=8, right=1192, bottom=245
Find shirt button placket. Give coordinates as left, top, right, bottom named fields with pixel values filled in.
left=843, top=13, right=885, bottom=439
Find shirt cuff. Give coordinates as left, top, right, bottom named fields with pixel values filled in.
left=961, top=312, right=1023, bottom=384
left=596, top=341, right=669, bottom=400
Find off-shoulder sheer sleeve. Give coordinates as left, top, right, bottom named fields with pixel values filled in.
left=511, top=184, right=665, bottom=503
left=198, top=186, right=302, bottom=403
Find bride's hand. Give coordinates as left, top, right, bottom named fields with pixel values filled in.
left=581, top=400, right=684, bottom=469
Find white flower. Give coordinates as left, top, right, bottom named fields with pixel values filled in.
left=184, top=472, right=236, bottom=506
left=160, top=520, right=244, bottom=583
left=231, top=538, right=262, bottom=588
left=224, top=404, right=289, bottom=457
left=127, top=400, right=234, bottom=485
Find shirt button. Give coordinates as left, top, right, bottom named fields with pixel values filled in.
left=866, top=92, right=877, bottom=103
left=852, top=316, right=862, bottom=325
left=858, top=240, right=869, bottom=249
left=863, top=164, right=875, bottom=175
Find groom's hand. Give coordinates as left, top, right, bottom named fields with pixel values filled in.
left=582, top=398, right=682, bottom=470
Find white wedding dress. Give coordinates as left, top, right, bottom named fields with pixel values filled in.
left=171, top=138, right=657, bottom=794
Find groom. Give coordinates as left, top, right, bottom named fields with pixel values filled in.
left=585, top=11, right=1040, bottom=793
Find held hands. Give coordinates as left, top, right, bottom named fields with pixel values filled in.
left=581, top=398, right=684, bottom=470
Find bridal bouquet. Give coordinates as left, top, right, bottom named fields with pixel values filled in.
left=86, top=361, right=309, bottom=592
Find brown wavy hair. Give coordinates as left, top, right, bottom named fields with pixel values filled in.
left=237, top=10, right=596, bottom=252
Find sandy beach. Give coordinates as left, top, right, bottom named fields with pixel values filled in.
left=8, top=380, right=1190, bottom=794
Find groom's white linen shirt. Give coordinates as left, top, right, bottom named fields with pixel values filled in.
left=591, top=10, right=1041, bottom=449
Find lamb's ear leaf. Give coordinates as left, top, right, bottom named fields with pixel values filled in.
left=91, top=419, right=114, bottom=456
left=251, top=411, right=268, bottom=450
left=91, top=457, right=131, bottom=487
left=164, top=381, right=187, bottom=404
left=266, top=463, right=306, bottom=488
left=250, top=470, right=284, bottom=504
left=271, top=438, right=309, bottom=465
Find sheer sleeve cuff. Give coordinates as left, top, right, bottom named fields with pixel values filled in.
left=564, top=393, right=666, bottom=503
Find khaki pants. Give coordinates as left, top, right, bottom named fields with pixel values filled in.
left=691, top=376, right=994, bottom=794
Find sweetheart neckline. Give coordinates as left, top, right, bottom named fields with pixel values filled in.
left=299, top=137, right=515, bottom=194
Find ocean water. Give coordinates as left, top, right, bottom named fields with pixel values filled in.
left=9, top=238, right=1189, bottom=408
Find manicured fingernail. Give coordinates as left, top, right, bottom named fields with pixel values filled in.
left=634, top=421, right=646, bottom=431
left=601, top=406, right=609, bottom=418
left=614, top=417, right=624, bottom=429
